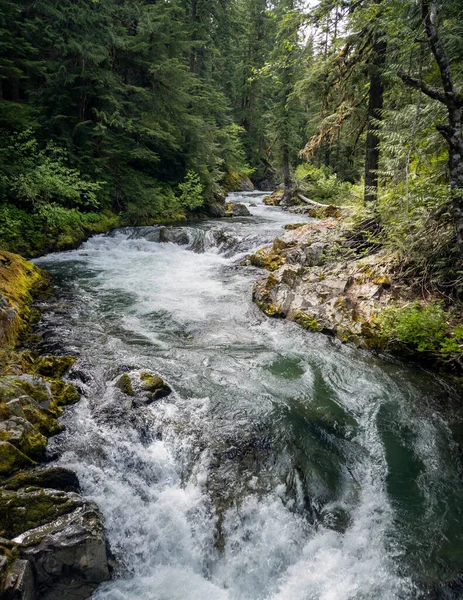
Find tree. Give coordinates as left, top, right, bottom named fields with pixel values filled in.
left=399, top=0, right=463, bottom=249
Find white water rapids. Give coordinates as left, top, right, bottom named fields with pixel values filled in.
left=35, top=193, right=463, bottom=600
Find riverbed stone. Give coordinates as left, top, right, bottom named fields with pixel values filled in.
left=2, top=558, right=36, bottom=600
left=13, top=501, right=110, bottom=600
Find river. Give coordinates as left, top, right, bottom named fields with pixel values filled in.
left=34, top=192, right=463, bottom=600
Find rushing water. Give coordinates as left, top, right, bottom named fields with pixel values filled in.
left=35, top=193, right=463, bottom=600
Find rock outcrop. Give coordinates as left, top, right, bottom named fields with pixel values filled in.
left=0, top=252, right=110, bottom=599
left=251, top=219, right=397, bottom=348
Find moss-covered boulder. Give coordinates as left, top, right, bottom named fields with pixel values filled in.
left=0, top=441, right=35, bottom=476
left=0, top=488, right=80, bottom=539
left=0, top=251, right=49, bottom=347
left=140, top=371, right=172, bottom=402
left=116, top=373, right=134, bottom=396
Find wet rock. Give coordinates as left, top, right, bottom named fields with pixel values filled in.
left=116, top=373, right=134, bottom=396
left=0, top=488, right=80, bottom=539
left=263, top=190, right=284, bottom=206
left=225, top=203, right=251, bottom=217
left=3, top=467, right=80, bottom=493
left=2, top=559, right=35, bottom=600
left=0, top=441, right=35, bottom=476
left=14, top=501, right=110, bottom=600
left=0, top=418, right=47, bottom=460
left=159, top=227, right=189, bottom=245
left=139, top=371, right=172, bottom=403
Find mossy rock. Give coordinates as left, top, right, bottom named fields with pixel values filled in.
left=0, top=251, right=50, bottom=347
left=2, top=467, right=80, bottom=493
left=140, top=372, right=171, bottom=401
left=308, top=205, right=341, bottom=219
left=0, top=441, right=35, bottom=477
left=249, top=247, right=285, bottom=272
left=49, top=380, right=80, bottom=408
left=284, top=223, right=307, bottom=231
left=34, top=355, right=76, bottom=378
left=116, top=374, right=134, bottom=396
left=293, top=311, right=320, bottom=332
left=0, top=488, right=79, bottom=539
left=0, top=418, right=47, bottom=460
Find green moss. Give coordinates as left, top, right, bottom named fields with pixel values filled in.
left=0, top=441, right=35, bottom=476
left=34, top=355, right=76, bottom=378
left=116, top=374, right=134, bottom=396
left=0, top=251, right=50, bottom=347
left=284, top=223, right=307, bottom=230
left=293, top=311, right=320, bottom=332
left=0, top=488, right=79, bottom=538
left=49, top=380, right=79, bottom=407
left=248, top=246, right=285, bottom=272
left=140, top=371, right=171, bottom=400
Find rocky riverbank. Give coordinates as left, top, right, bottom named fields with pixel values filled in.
left=249, top=215, right=463, bottom=373
left=0, top=252, right=110, bottom=599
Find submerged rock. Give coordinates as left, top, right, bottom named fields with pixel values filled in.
left=159, top=227, right=189, bottom=245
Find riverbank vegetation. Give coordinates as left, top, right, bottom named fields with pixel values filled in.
left=1, top=0, right=463, bottom=356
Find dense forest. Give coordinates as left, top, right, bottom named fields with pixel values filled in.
left=1, top=0, right=462, bottom=296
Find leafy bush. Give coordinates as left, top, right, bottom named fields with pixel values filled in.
left=0, top=132, right=104, bottom=210
left=178, top=171, right=204, bottom=210
left=378, top=301, right=463, bottom=356
left=295, top=163, right=352, bottom=204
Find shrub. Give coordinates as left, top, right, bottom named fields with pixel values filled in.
left=178, top=170, right=204, bottom=210
left=378, top=301, right=463, bottom=357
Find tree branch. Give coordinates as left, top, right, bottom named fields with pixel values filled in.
left=398, top=69, right=445, bottom=104
left=421, top=0, right=460, bottom=105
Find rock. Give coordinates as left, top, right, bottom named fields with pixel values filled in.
left=13, top=501, right=110, bottom=600
left=116, top=374, right=134, bottom=396
left=159, top=227, right=189, bottom=245
left=0, top=442, right=35, bottom=477
left=34, top=356, right=76, bottom=379
left=140, top=372, right=172, bottom=403
left=236, top=177, right=254, bottom=192
left=225, top=203, right=251, bottom=217
left=263, top=190, right=284, bottom=206
left=252, top=219, right=399, bottom=348
left=0, top=488, right=80, bottom=539
left=0, top=418, right=47, bottom=460
left=3, top=468, right=80, bottom=493
left=2, top=559, right=35, bottom=600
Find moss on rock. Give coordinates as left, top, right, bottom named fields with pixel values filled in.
left=0, top=488, right=79, bottom=539
left=140, top=371, right=172, bottom=401
left=0, top=441, right=35, bottom=476
left=116, top=374, right=134, bottom=396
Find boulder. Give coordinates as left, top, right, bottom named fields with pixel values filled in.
left=159, top=227, right=189, bottom=245
left=14, top=501, right=110, bottom=600
left=2, top=559, right=35, bottom=600
left=225, top=203, right=251, bottom=217
left=236, top=177, right=254, bottom=192
left=140, top=372, right=172, bottom=403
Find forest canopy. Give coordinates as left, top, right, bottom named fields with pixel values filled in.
left=0, top=0, right=462, bottom=296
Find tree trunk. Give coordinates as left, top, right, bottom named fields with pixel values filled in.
left=446, top=109, right=463, bottom=248
left=398, top=0, right=463, bottom=249
left=363, top=29, right=386, bottom=205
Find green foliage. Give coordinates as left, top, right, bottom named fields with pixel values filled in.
left=295, top=163, right=352, bottom=204
left=178, top=171, right=204, bottom=211
left=378, top=301, right=463, bottom=357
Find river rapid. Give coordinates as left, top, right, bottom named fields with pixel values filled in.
left=35, top=193, right=463, bottom=600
